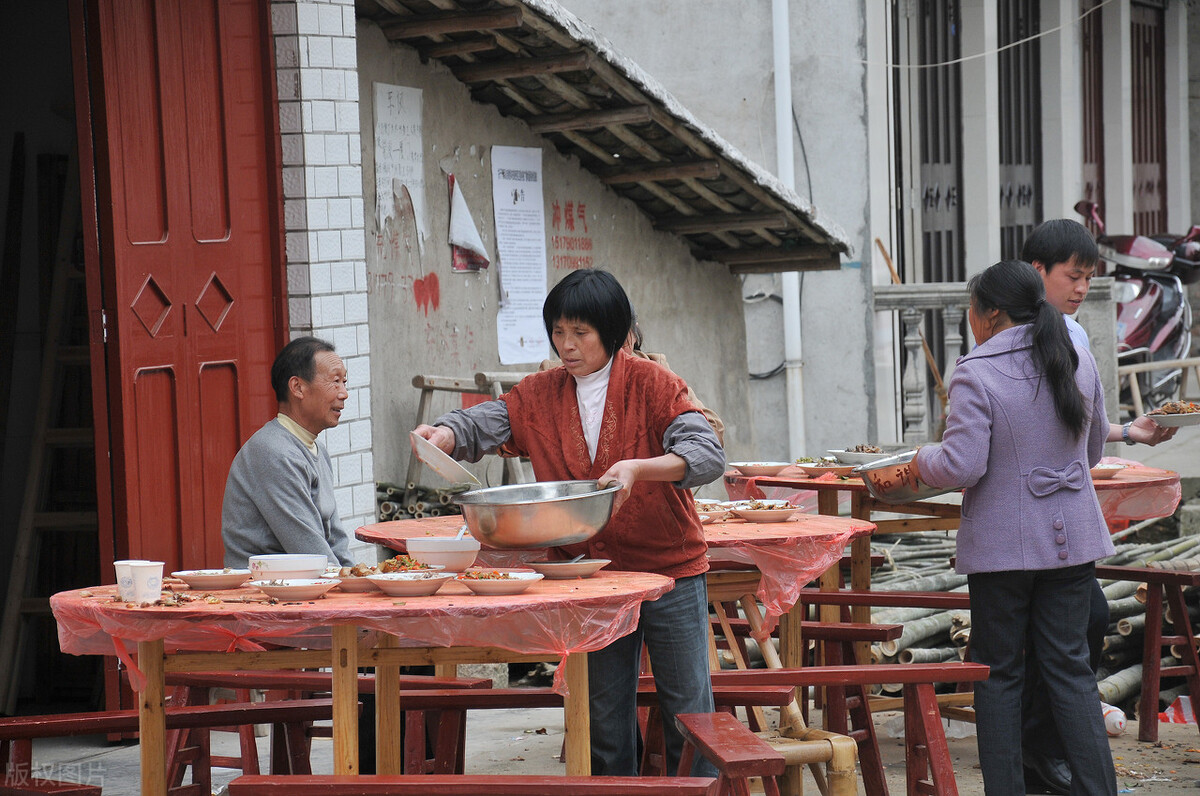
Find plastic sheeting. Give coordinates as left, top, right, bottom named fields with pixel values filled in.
left=359, top=513, right=873, bottom=640
left=725, top=461, right=1181, bottom=528
left=51, top=572, right=672, bottom=694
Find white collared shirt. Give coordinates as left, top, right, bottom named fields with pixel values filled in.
left=573, top=356, right=613, bottom=462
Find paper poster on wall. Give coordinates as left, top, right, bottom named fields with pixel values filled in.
left=373, top=83, right=427, bottom=251
left=491, top=146, right=548, bottom=364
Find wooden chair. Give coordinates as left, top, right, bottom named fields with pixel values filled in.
left=227, top=774, right=720, bottom=795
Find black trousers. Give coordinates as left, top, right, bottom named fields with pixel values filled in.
left=969, top=564, right=1116, bottom=796
left=1021, top=577, right=1109, bottom=758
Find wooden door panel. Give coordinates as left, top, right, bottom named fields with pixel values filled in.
left=198, top=362, right=241, bottom=567
left=90, top=0, right=283, bottom=573
left=131, top=367, right=183, bottom=566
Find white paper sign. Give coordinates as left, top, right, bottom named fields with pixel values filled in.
left=373, top=83, right=427, bottom=249
left=491, top=146, right=548, bottom=364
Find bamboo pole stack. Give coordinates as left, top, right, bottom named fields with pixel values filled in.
left=375, top=480, right=467, bottom=521
left=859, top=531, right=1200, bottom=718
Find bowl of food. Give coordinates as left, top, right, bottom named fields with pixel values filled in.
left=456, top=570, right=544, bottom=595
left=453, top=480, right=621, bottom=548
left=251, top=578, right=340, bottom=600
left=248, top=554, right=329, bottom=581
left=330, top=563, right=380, bottom=591
left=1090, top=463, right=1126, bottom=480
left=525, top=559, right=610, bottom=580
left=728, top=499, right=798, bottom=523
left=852, top=451, right=956, bottom=504
left=796, top=462, right=857, bottom=478
left=405, top=535, right=481, bottom=571
left=728, top=462, right=792, bottom=477
left=367, top=571, right=455, bottom=597
left=170, top=568, right=251, bottom=590
left=826, top=446, right=892, bottom=465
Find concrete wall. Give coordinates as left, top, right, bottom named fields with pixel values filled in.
left=555, top=0, right=877, bottom=458
left=356, top=21, right=752, bottom=497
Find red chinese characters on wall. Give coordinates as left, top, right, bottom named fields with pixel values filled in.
left=549, top=198, right=593, bottom=270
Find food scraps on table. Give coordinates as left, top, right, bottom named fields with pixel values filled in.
left=336, top=563, right=377, bottom=577
left=744, top=499, right=796, bottom=510
left=848, top=444, right=883, bottom=453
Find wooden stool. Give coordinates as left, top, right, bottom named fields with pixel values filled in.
left=1095, top=564, right=1200, bottom=742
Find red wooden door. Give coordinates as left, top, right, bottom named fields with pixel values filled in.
left=86, top=0, right=283, bottom=571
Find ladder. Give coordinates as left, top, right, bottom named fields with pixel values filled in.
left=0, top=158, right=97, bottom=712
left=403, top=373, right=532, bottom=500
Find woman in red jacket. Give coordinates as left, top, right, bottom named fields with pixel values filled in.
left=413, top=269, right=724, bottom=777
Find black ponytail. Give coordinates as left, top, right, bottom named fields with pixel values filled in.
left=968, top=260, right=1086, bottom=437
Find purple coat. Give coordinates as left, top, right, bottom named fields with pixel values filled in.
left=916, top=325, right=1113, bottom=575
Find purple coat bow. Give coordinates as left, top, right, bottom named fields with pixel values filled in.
left=1027, top=460, right=1087, bottom=497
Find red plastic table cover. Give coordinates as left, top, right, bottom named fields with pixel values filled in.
left=357, top=513, right=874, bottom=638
left=50, top=572, right=672, bottom=693
left=725, top=460, right=1181, bottom=527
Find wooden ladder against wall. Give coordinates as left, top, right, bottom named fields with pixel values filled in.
left=403, top=374, right=531, bottom=504
left=0, top=159, right=96, bottom=713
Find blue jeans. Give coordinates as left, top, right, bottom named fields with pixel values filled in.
left=969, top=564, right=1116, bottom=796
left=587, top=573, right=717, bottom=777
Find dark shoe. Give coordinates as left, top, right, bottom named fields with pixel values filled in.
left=1023, top=751, right=1071, bottom=795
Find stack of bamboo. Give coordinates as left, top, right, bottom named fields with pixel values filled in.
left=864, top=532, right=1200, bottom=713
left=375, top=480, right=466, bottom=521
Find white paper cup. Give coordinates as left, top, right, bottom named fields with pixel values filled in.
left=113, top=559, right=150, bottom=601
left=128, top=561, right=165, bottom=603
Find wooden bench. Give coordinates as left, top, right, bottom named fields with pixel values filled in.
left=0, top=697, right=339, bottom=796
left=1095, top=564, right=1200, bottom=742
left=705, top=663, right=991, bottom=796
left=676, top=711, right=788, bottom=796
left=227, top=774, right=720, bottom=795
left=165, top=671, right=492, bottom=774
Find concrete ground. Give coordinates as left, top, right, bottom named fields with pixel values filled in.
left=20, top=706, right=1200, bottom=795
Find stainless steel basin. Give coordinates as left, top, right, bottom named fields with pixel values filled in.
left=852, top=450, right=957, bottom=504
left=453, top=480, right=621, bottom=548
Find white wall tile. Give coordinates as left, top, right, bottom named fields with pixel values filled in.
left=288, top=296, right=311, bottom=327
left=274, top=36, right=300, bottom=69
left=356, top=323, right=370, bottom=355
left=302, top=133, right=327, bottom=165
left=308, top=262, right=332, bottom=294
left=295, top=3, right=320, bottom=34
left=318, top=4, right=343, bottom=36
left=335, top=101, right=360, bottom=133
left=328, top=198, right=352, bottom=228
left=280, top=133, right=305, bottom=165
left=287, top=263, right=310, bottom=294
left=321, top=69, right=346, bottom=101
left=332, top=37, right=357, bottom=69
left=308, top=36, right=333, bottom=68
left=285, top=231, right=309, bottom=262
left=325, top=134, right=349, bottom=166
left=352, top=483, right=375, bottom=516
left=338, top=165, right=362, bottom=196
left=330, top=261, right=356, bottom=292
left=314, top=165, right=339, bottom=197
left=299, top=69, right=322, bottom=100
left=344, top=292, right=368, bottom=323
left=320, top=295, right=346, bottom=325
left=310, top=100, right=337, bottom=132
left=324, top=423, right=351, bottom=455
left=283, top=198, right=307, bottom=231
left=317, top=230, right=342, bottom=261
left=338, top=453, right=363, bottom=484
left=277, top=69, right=301, bottom=101
left=278, top=101, right=302, bottom=134
left=340, top=229, right=365, bottom=260
left=271, top=3, right=298, bottom=35
left=306, top=198, right=329, bottom=230
left=282, top=166, right=306, bottom=198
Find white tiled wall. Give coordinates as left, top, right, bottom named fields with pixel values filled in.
left=273, top=0, right=375, bottom=558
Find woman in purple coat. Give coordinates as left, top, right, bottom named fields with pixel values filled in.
left=913, top=260, right=1116, bottom=796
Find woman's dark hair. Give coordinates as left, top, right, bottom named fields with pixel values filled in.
left=968, top=260, right=1086, bottom=437
left=270, top=336, right=336, bottom=402
left=542, top=269, right=632, bottom=357
left=1020, top=219, right=1099, bottom=272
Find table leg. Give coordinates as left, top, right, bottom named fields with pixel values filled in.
left=332, top=624, right=359, bottom=774
left=375, top=633, right=402, bottom=774
left=562, top=652, right=591, bottom=776
left=850, top=492, right=873, bottom=663
left=138, top=639, right=166, bottom=796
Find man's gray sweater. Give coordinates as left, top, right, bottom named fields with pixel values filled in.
left=221, top=419, right=353, bottom=568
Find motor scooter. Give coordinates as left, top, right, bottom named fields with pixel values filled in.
left=1073, top=200, right=1200, bottom=413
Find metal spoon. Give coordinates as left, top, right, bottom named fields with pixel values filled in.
left=455, top=525, right=469, bottom=540
left=568, top=553, right=586, bottom=563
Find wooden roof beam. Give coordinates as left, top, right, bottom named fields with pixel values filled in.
left=527, top=106, right=652, bottom=134
left=452, top=52, right=591, bottom=83
left=423, top=38, right=498, bottom=59
left=382, top=8, right=523, bottom=40
left=655, top=212, right=791, bottom=235
left=601, top=161, right=720, bottom=185
left=699, top=246, right=841, bottom=273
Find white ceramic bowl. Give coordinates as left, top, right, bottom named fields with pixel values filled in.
left=334, top=575, right=380, bottom=592
left=251, top=578, right=340, bottom=600
left=826, top=449, right=892, bottom=465
left=1090, top=463, right=1126, bottom=480
left=796, top=463, right=857, bottom=478
left=729, top=506, right=798, bottom=523
left=170, top=569, right=251, bottom=590
left=367, top=571, right=456, bottom=597
left=525, top=559, right=610, bottom=580
left=456, top=570, right=544, bottom=595
left=728, top=462, right=791, bottom=477
left=248, top=554, right=328, bottom=581
left=405, top=536, right=482, bottom=572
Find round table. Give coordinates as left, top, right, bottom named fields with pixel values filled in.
left=356, top=512, right=874, bottom=636
left=51, top=572, right=671, bottom=792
